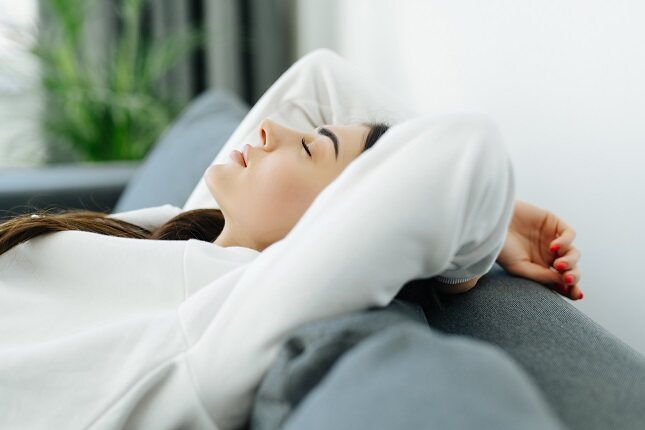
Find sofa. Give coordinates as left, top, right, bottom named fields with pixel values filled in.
left=1, top=89, right=643, bottom=429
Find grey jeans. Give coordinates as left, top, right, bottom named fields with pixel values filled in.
left=249, top=299, right=566, bottom=430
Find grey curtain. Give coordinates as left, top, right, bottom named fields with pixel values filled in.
left=123, top=0, right=297, bottom=106
left=205, top=0, right=298, bottom=105
left=78, top=0, right=297, bottom=107
left=147, top=0, right=195, bottom=104
left=81, top=0, right=200, bottom=106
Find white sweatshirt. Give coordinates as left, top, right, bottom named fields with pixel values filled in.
left=0, top=48, right=515, bottom=429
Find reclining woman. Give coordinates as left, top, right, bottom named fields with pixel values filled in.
left=0, top=49, right=581, bottom=429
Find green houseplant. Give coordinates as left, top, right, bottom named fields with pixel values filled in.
left=34, top=0, right=203, bottom=162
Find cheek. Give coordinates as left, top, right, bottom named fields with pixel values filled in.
left=206, top=154, right=327, bottom=237
left=250, top=163, right=319, bottom=217
left=240, top=157, right=324, bottom=228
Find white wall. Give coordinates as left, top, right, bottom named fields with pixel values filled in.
left=295, top=0, right=645, bottom=355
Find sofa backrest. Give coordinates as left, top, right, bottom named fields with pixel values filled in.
left=113, top=89, right=249, bottom=213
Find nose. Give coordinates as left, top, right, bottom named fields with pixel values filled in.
left=259, top=127, right=266, bottom=146
left=258, top=118, right=271, bottom=147
left=258, top=118, right=301, bottom=151
left=258, top=118, right=285, bottom=151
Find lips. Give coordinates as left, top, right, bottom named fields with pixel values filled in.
left=242, top=144, right=251, bottom=166
left=229, top=149, right=246, bottom=167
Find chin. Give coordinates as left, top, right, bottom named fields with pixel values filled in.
left=204, top=165, right=226, bottom=195
left=204, top=163, right=218, bottom=178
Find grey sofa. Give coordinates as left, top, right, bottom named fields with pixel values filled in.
left=1, top=89, right=643, bottom=429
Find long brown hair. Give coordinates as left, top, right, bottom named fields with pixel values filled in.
left=0, top=207, right=224, bottom=255
left=0, top=121, right=444, bottom=309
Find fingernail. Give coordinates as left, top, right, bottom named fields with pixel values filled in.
left=550, top=244, right=561, bottom=253
left=579, top=292, right=584, bottom=300
left=564, top=274, right=574, bottom=284
left=556, top=262, right=567, bottom=271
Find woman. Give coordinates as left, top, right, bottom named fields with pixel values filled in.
left=0, top=49, right=582, bottom=429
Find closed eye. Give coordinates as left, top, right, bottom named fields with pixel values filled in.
left=301, top=137, right=312, bottom=157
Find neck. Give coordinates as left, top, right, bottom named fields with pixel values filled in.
left=213, top=225, right=261, bottom=251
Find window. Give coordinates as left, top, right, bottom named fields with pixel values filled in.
left=0, top=0, right=44, bottom=168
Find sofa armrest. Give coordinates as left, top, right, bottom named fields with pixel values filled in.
left=0, top=161, right=141, bottom=221
left=396, top=263, right=645, bottom=430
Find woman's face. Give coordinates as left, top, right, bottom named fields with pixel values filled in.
left=204, top=118, right=371, bottom=251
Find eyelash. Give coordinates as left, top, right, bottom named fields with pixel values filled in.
left=301, top=137, right=312, bottom=157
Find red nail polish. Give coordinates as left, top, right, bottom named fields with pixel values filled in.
left=564, top=274, right=574, bottom=284
left=579, top=292, right=584, bottom=300
left=550, top=244, right=561, bottom=253
left=556, top=262, right=566, bottom=271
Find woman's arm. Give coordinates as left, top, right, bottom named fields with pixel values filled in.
left=185, top=113, right=516, bottom=429
left=437, top=198, right=585, bottom=299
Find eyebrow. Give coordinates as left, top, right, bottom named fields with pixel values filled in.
left=316, top=126, right=339, bottom=161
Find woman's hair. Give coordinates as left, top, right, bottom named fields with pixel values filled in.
left=0, top=121, right=444, bottom=309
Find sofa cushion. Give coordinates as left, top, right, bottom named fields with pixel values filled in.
left=113, top=89, right=249, bottom=213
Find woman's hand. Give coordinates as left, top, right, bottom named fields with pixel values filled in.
left=496, top=200, right=583, bottom=300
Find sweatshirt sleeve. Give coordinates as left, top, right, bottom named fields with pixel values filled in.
left=182, top=48, right=417, bottom=210
left=185, top=112, right=517, bottom=429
